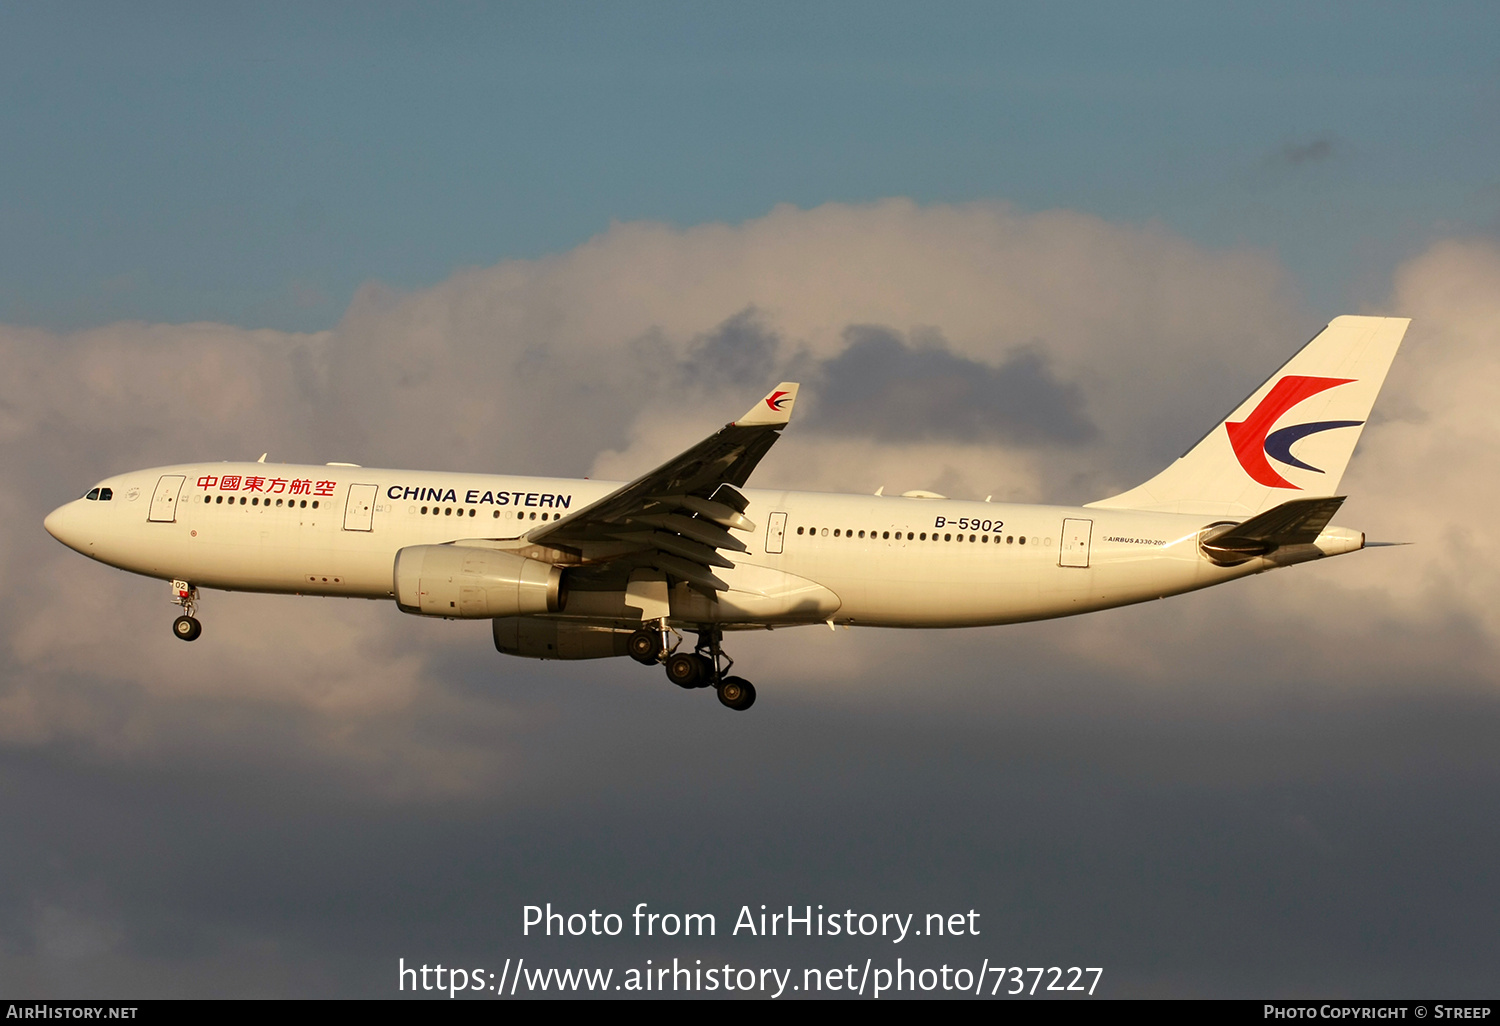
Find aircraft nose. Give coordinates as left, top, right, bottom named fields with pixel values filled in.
left=44, top=502, right=80, bottom=549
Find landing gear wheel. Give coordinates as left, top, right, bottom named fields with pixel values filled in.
left=665, top=652, right=712, bottom=689
left=627, top=628, right=663, bottom=665
left=717, top=676, right=755, bottom=711
left=172, top=615, right=202, bottom=642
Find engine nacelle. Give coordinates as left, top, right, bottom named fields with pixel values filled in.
left=492, top=618, right=632, bottom=660
left=394, top=545, right=563, bottom=618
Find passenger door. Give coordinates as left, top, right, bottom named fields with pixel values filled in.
left=148, top=475, right=185, bottom=523
left=342, top=483, right=378, bottom=531
left=1059, top=517, right=1093, bottom=568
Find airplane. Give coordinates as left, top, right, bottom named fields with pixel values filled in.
left=44, top=315, right=1409, bottom=711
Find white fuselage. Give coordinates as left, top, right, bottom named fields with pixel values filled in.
left=43, top=461, right=1362, bottom=630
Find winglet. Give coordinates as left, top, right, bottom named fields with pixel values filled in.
left=734, top=382, right=799, bottom=427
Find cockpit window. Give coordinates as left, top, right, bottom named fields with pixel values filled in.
left=98, top=487, right=113, bottom=501
left=85, top=488, right=100, bottom=500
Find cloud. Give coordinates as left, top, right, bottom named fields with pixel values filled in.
left=809, top=324, right=1094, bottom=444
left=1273, top=134, right=1341, bottom=167
left=5, top=202, right=1500, bottom=995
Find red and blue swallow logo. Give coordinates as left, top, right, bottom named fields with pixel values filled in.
left=1226, top=375, right=1363, bottom=489
left=765, top=390, right=791, bottom=412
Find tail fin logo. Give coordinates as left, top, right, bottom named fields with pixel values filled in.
left=1226, top=375, right=1362, bottom=488
left=766, top=390, right=791, bottom=411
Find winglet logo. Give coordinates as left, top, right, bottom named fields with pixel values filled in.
left=1225, top=375, right=1361, bottom=488
left=766, top=390, right=791, bottom=412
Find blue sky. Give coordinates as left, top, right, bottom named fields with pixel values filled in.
left=2, top=2, right=1496, bottom=331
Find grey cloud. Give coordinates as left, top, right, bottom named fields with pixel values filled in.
left=1271, top=134, right=1341, bottom=168
left=675, top=308, right=783, bottom=389
left=808, top=325, right=1094, bottom=444
left=4, top=623, right=1499, bottom=996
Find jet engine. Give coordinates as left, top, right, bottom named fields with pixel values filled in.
left=492, top=618, right=633, bottom=660
left=394, top=544, right=563, bottom=618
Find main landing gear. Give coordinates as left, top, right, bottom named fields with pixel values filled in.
left=170, top=579, right=202, bottom=642
left=627, top=623, right=756, bottom=711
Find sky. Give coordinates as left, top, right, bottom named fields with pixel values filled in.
left=3, top=2, right=1500, bottom=999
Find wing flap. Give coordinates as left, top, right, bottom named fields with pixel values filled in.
left=627, top=512, right=749, bottom=552
left=650, top=551, right=729, bottom=593
left=610, top=529, right=737, bottom=569
left=655, top=494, right=755, bottom=532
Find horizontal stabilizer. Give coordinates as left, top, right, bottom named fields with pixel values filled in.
left=1200, top=496, right=1345, bottom=564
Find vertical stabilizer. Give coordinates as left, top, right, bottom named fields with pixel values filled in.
left=1086, top=316, right=1409, bottom=517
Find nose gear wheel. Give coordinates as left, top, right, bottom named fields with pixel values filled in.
left=169, top=580, right=202, bottom=641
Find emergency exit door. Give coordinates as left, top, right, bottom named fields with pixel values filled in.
left=148, top=475, right=185, bottom=523
left=1059, top=517, right=1093, bottom=568
left=765, top=511, right=787, bottom=554
left=342, top=483, right=378, bottom=531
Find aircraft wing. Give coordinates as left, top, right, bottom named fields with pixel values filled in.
left=523, top=383, right=799, bottom=593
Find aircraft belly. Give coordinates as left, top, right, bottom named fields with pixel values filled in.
left=800, top=543, right=1230, bottom=628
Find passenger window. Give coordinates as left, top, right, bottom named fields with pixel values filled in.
left=311, top=501, right=318, bottom=509
left=493, top=510, right=500, bottom=518
left=1019, top=536, right=1026, bottom=545
left=797, top=526, right=804, bottom=535
left=469, top=509, right=475, bottom=517
left=85, top=488, right=100, bottom=500
left=239, top=496, right=247, bottom=505
left=944, top=533, right=951, bottom=542
left=252, top=497, right=259, bottom=505
left=858, top=530, right=865, bottom=538
left=204, top=495, right=211, bottom=503
left=882, top=531, right=889, bottom=539
left=981, top=535, right=989, bottom=543
left=216, top=495, right=223, bottom=504
left=970, top=535, right=976, bottom=543
left=833, top=529, right=840, bottom=537
left=1006, top=536, right=1013, bottom=544
left=920, top=533, right=927, bottom=541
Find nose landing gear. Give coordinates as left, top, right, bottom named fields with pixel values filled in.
left=170, top=579, right=201, bottom=641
